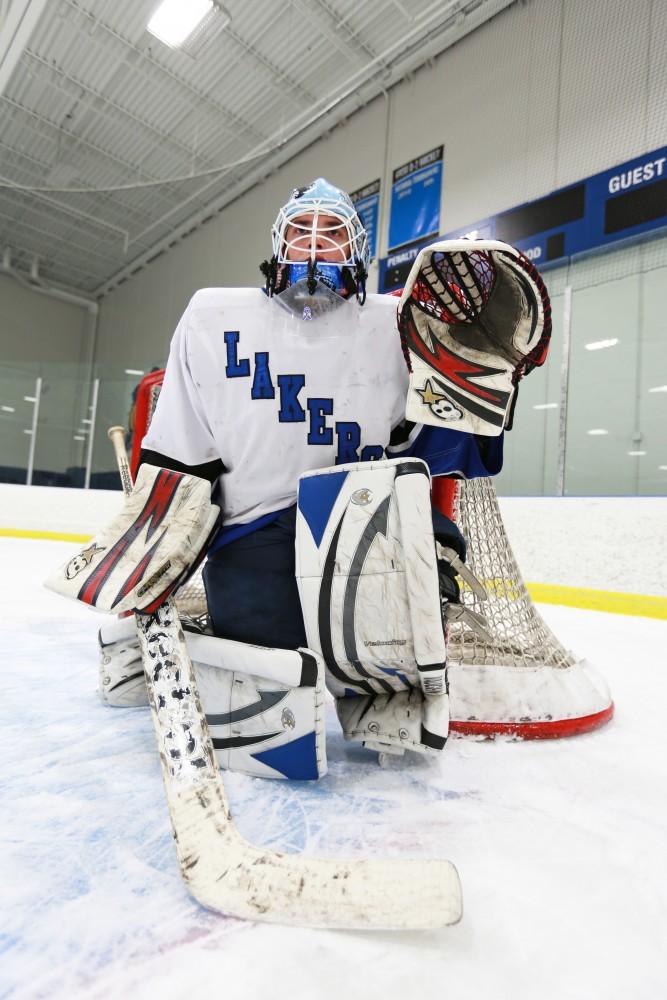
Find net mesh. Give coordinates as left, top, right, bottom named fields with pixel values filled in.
left=447, top=477, right=574, bottom=669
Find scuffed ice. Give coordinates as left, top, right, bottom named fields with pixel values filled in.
left=2, top=537, right=667, bottom=1000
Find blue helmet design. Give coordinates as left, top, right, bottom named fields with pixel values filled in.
left=263, top=178, right=369, bottom=302
left=272, top=178, right=370, bottom=270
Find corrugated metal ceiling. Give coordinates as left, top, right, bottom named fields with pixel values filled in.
left=0, top=0, right=513, bottom=298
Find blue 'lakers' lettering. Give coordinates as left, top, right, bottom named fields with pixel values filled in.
left=251, top=352, right=274, bottom=400
left=277, top=375, right=306, bottom=422
left=224, top=331, right=250, bottom=377
left=225, top=332, right=382, bottom=463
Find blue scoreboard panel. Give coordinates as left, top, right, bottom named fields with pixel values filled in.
left=379, top=146, right=667, bottom=292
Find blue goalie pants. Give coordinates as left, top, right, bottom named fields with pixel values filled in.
left=202, top=503, right=464, bottom=651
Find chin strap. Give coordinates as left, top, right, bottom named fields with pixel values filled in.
left=260, top=256, right=368, bottom=304
left=259, top=256, right=279, bottom=296
left=340, top=261, right=368, bottom=304
left=306, top=260, right=318, bottom=295
left=354, top=260, right=367, bottom=305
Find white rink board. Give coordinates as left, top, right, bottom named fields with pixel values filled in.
left=2, top=483, right=666, bottom=595
left=0, top=483, right=122, bottom=536
left=498, top=495, right=667, bottom=597
left=2, top=535, right=666, bottom=1000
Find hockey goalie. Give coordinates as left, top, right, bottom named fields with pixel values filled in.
left=47, top=178, right=551, bottom=783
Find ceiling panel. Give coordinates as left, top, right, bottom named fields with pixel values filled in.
left=0, top=0, right=514, bottom=297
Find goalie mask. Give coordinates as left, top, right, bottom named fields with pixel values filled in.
left=260, top=177, right=369, bottom=312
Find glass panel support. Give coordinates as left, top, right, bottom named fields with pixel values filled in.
left=26, top=376, right=42, bottom=486
left=556, top=285, right=572, bottom=497
left=84, top=378, right=100, bottom=489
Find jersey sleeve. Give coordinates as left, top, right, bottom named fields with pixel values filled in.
left=140, top=298, right=222, bottom=479
left=386, top=421, right=504, bottom=479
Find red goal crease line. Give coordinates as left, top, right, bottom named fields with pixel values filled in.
left=3, top=526, right=666, bottom=621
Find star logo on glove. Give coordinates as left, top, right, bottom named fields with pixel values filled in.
left=416, top=378, right=446, bottom=406
left=416, top=379, right=463, bottom=422
left=65, top=542, right=105, bottom=580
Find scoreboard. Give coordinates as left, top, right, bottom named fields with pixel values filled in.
left=379, top=146, right=667, bottom=292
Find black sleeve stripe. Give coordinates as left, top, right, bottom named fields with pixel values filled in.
left=388, top=419, right=417, bottom=447
left=139, top=448, right=224, bottom=484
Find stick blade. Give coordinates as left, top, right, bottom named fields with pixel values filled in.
left=170, top=780, right=463, bottom=930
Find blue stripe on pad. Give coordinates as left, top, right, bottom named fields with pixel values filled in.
left=251, top=730, right=320, bottom=780
left=298, top=470, right=348, bottom=548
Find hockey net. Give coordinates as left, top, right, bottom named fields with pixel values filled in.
left=130, top=369, right=613, bottom=740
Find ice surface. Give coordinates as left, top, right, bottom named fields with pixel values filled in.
left=2, top=537, right=666, bottom=1000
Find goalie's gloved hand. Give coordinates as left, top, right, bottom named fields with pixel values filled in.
left=397, top=239, right=552, bottom=435
left=432, top=505, right=466, bottom=560
left=431, top=505, right=464, bottom=603
left=431, top=503, right=492, bottom=641
left=438, top=557, right=461, bottom=605
left=45, top=464, right=220, bottom=615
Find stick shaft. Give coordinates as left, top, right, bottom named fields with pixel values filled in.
left=107, top=426, right=133, bottom=496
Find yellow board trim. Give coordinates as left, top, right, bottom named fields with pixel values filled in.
left=2, top=529, right=666, bottom=620
left=526, top=582, right=667, bottom=621
left=0, top=528, right=93, bottom=543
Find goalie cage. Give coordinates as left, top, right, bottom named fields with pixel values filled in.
left=130, top=368, right=613, bottom=741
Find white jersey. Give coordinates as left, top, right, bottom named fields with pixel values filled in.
left=143, top=288, right=409, bottom=527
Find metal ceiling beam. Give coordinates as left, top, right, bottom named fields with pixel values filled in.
left=1, top=247, right=98, bottom=310
left=61, top=0, right=268, bottom=147
left=109, top=0, right=475, bottom=253
left=23, top=48, right=223, bottom=180
left=0, top=0, right=50, bottom=97
left=94, top=0, right=516, bottom=298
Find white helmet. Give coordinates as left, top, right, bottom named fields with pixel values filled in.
left=261, top=178, right=369, bottom=303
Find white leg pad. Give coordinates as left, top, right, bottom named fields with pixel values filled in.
left=296, top=457, right=447, bottom=699
left=98, top=620, right=327, bottom=779
left=197, top=649, right=327, bottom=780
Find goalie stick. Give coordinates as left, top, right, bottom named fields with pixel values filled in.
left=106, top=427, right=463, bottom=929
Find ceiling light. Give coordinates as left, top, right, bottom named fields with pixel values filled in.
left=125, top=368, right=145, bottom=376
left=81, top=418, right=92, bottom=425
left=1, top=405, right=15, bottom=412
left=648, top=384, right=667, bottom=393
left=587, top=428, right=608, bottom=435
left=147, top=0, right=215, bottom=48
left=23, top=429, right=33, bottom=435
left=584, top=338, right=619, bottom=351
left=659, top=466, right=667, bottom=471
left=533, top=402, right=558, bottom=410
left=73, top=435, right=86, bottom=442
left=628, top=450, right=646, bottom=456
left=24, top=395, right=36, bottom=402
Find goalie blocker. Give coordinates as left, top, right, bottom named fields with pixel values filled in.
left=45, top=464, right=219, bottom=614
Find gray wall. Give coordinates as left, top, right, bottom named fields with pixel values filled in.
left=0, top=273, right=91, bottom=365
left=0, top=274, right=93, bottom=476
